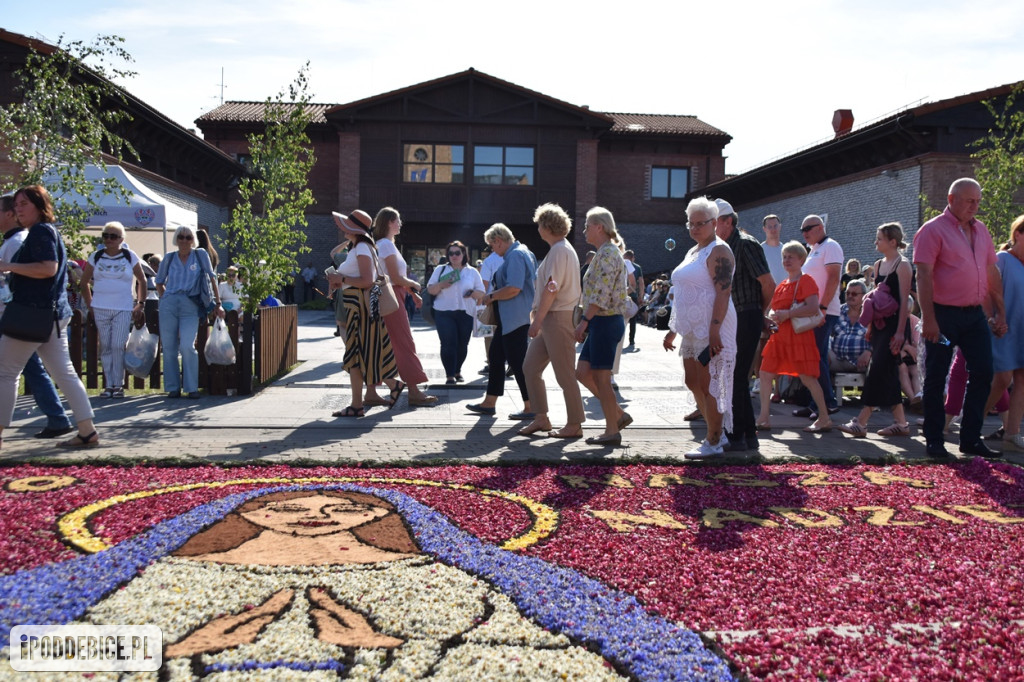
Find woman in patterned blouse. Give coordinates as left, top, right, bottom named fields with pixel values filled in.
left=574, top=207, right=630, bottom=447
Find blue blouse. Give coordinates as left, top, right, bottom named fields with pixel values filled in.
left=491, top=242, right=537, bottom=334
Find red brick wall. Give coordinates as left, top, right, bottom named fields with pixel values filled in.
left=337, top=131, right=360, bottom=211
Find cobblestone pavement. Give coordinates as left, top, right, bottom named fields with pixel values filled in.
left=2, top=310, right=1018, bottom=467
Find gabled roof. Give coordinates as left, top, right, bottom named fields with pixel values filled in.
left=0, top=28, right=243, bottom=177
left=196, top=101, right=335, bottom=125
left=605, top=113, right=730, bottom=139
left=698, top=79, right=1024, bottom=204
left=324, top=68, right=615, bottom=128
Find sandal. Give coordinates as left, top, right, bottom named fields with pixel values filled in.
left=837, top=420, right=867, bottom=438
left=518, top=421, right=553, bottom=436
left=388, top=381, right=406, bottom=410
left=876, top=422, right=910, bottom=437
left=332, top=406, right=365, bottom=418
left=548, top=428, right=583, bottom=438
left=59, top=431, right=99, bottom=448
left=363, top=396, right=389, bottom=407
left=985, top=427, right=1006, bottom=441
left=755, top=421, right=773, bottom=431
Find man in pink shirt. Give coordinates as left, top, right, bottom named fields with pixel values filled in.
left=913, top=178, right=1007, bottom=459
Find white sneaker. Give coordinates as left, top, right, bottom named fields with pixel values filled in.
left=1004, top=434, right=1024, bottom=453
left=685, top=435, right=726, bottom=459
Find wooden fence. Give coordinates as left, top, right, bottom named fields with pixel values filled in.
left=58, top=304, right=298, bottom=396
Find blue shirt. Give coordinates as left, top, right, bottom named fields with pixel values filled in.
left=10, top=222, right=71, bottom=320
left=491, top=241, right=537, bottom=334
left=156, top=248, right=214, bottom=295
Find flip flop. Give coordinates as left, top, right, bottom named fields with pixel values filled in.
left=388, top=381, right=406, bottom=410
left=518, top=422, right=553, bottom=436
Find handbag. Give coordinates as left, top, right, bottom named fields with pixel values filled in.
left=369, top=250, right=400, bottom=319
left=0, top=300, right=56, bottom=343
left=625, top=297, right=639, bottom=319
left=420, top=265, right=447, bottom=326
left=477, top=302, right=496, bottom=326
left=0, top=228, right=66, bottom=343
left=790, top=277, right=824, bottom=334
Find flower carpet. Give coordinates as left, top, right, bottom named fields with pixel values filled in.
left=2, top=459, right=1024, bottom=680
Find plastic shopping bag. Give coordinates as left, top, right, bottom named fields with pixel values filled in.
left=124, top=325, right=159, bottom=378
left=204, top=318, right=237, bottom=366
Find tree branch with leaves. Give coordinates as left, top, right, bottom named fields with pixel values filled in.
left=223, top=64, right=316, bottom=315
left=972, top=83, right=1024, bottom=245
left=0, top=34, right=138, bottom=256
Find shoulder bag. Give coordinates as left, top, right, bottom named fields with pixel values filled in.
left=368, top=249, right=400, bottom=320
left=790, top=276, right=824, bottom=334
left=419, top=266, right=445, bottom=326
left=0, top=227, right=66, bottom=343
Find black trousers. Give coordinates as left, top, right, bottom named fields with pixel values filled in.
left=923, top=304, right=992, bottom=448
left=486, top=307, right=530, bottom=401
left=729, top=308, right=763, bottom=440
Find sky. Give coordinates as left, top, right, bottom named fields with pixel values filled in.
left=4, top=0, right=1024, bottom=174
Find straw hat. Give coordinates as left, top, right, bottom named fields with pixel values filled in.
left=332, top=210, right=373, bottom=240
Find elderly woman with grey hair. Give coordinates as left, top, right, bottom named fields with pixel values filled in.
left=663, top=196, right=737, bottom=458
left=518, top=203, right=585, bottom=438
left=155, top=225, right=224, bottom=399
left=79, top=221, right=147, bottom=399
left=467, top=223, right=537, bottom=418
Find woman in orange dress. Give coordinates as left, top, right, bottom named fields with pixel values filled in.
left=756, top=241, right=833, bottom=433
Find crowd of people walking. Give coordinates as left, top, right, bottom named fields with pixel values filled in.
left=1, top=176, right=1022, bottom=460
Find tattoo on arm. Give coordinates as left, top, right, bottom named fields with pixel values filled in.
left=713, top=256, right=733, bottom=291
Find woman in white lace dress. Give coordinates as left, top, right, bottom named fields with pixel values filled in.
left=663, top=197, right=737, bottom=458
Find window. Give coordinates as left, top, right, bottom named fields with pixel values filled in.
left=650, top=167, right=689, bottom=199
left=473, top=146, right=534, bottom=185
left=403, top=144, right=464, bottom=183
left=236, top=154, right=253, bottom=172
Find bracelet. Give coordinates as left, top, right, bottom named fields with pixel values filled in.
left=819, top=305, right=828, bottom=310
left=582, top=316, right=592, bottom=324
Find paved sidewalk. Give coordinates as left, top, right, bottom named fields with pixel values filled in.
left=1, top=309, right=1017, bottom=466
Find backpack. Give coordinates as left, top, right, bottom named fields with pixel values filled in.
left=93, top=247, right=131, bottom=265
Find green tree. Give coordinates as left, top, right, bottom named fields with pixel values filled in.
left=0, top=34, right=138, bottom=256
left=222, top=64, right=316, bottom=315
left=972, top=82, right=1024, bottom=244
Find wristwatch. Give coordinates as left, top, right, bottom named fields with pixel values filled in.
left=582, top=316, right=592, bottom=324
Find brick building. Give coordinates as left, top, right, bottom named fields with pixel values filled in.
left=196, top=68, right=731, bottom=282
left=695, top=82, right=1024, bottom=270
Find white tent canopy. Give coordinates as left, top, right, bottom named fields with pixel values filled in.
left=44, top=164, right=198, bottom=256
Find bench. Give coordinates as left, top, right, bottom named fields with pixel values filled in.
left=833, top=372, right=865, bottom=404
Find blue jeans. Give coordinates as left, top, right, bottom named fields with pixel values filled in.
left=923, top=304, right=992, bottom=447
left=813, top=314, right=839, bottom=410
left=159, top=293, right=201, bottom=393
left=23, top=352, right=72, bottom=429
left=434, top=309, right=473, bottom=378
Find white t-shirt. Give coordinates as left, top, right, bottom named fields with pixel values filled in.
left=0, top=228, right=28, bottom=316
left=803, top=237, right=844, bottom=317
left=479, top=252, right=503, bottom=290
left=336, top=242, right=377, bottom=283
left=90, top=248, right=141, bottom=311
left=218, top=280, right=243, bottom=311
left=760, top=241, right=786, bottom=286
left=376, top=238, right=408, bottom=280
left=428, top=265, right=484, bottom=313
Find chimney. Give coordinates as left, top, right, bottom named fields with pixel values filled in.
left=833, top=109, right=854, bottom=138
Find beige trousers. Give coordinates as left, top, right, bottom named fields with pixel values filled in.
left=523, top=309, right=585, bottom=424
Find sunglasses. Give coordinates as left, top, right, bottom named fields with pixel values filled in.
left=801, top=223, right=822, bottom=233
left=177, top=235, right=194, bottom=241
left=101, top=233, right=121, bottom=240
left=447, top=250, right=462, bottom=257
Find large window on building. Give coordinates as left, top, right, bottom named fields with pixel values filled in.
left=473, top=146, right=534, bottom=185
left=651, top=167, right=689, bottom=199
left=404, top=144, right=464, bottom=183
